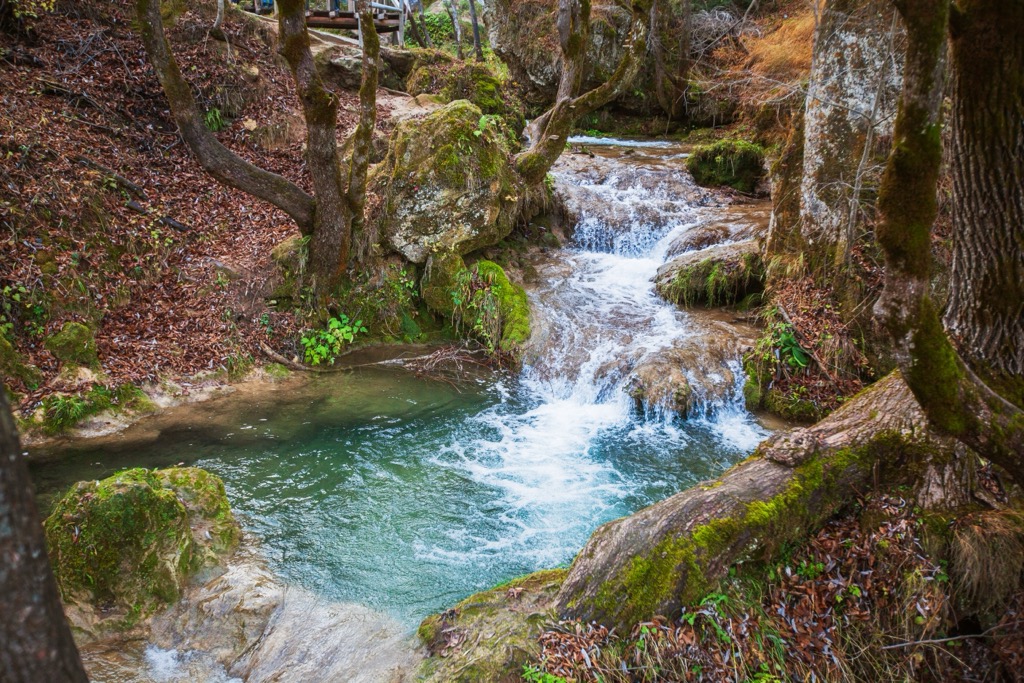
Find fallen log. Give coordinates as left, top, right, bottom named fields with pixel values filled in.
left=555, top=371, right=962, bottom=633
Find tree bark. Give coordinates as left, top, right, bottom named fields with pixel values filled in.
left=418, top=1, right=434, bottom=48
left=277, top=0, right=352, bottom=289
left=345, top=2, right=380, bottom=255
left=874, top=0, right=1024, bottom=485
left=444, top=0, right=464, bottom=60
left=134, top=0, right=315, bottom=232
left=943, top=0, right=1024, bottom=384
left=514, top=0, right=652, bottom=186
left=467, top=0, right=484, bottom=62
left=0, top=391, right=89, bottom=683
left=212, top=0, right=226, bottom=39
left=555, top=372, right=952, bottom=633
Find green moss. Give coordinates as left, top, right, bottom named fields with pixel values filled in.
left=44, top=466, right=238, bottom=629
left=686, top=139, right=766, bottom=193
left=659, top=251, right=764, bottom=308
left=263, top=362, right=292, bottom=379
left=44, top=321, right=98, bottom=366
left=406, top=50, right=525, bottom=133
left=0, top=334, right=41, bottom=388
left=474, top=260, right=531, bottom=351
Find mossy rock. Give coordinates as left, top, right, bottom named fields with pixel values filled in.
left=416, top=569, right=566, bottom=682
left=1, top=335, right=41, bottom=388
left=406, top=50, right=525, bottom=133
left=655, top=240, right=764, bottom=308
left=686, top=139, right=766, bottom=193
left=474, top=260, right=531, bottom=351
left=420, top=251, right=468, bottom=318
left=45, top=321, right=99, bottom=366
left=371, top=100, right=525, bottom=264
left=44, top=467, right=239, bottom=630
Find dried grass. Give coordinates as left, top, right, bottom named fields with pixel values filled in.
left=951, top=510, right=1024, bottom=616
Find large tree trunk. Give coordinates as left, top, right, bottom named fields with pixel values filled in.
left=943, top=0, right=1024, bottom=387
left=797, top=0, right=902, bottom=277
left=0, top=391, right=89, bottom=683
left=277, top=0, right=352, bottom=289
left=554, top=372, right=956, bottom=633
left=874, top=0, right=1024, bottom=485
left=134, top=0, right=314, bottom=231
left=514, top=0, right=652, bottom=186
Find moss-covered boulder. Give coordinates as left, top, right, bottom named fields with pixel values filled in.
left=417, top=569, right=565, bottom=682
left=406, top=50, right=525, bottom=132
left=474, top=261, right=531, bottom=352
left=44, top=467, right=239, bottom=631
left=371, top=100, right=525, bottom=264
left=686, top=139, right=766, bottom=193
left=45, top=321, right=99, bottom=366
left=420, top=255, right=531, bottom=354
left=655, top=240, right=764, bottom=308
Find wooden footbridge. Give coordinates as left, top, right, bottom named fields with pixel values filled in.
left=241, top=0, right=408, bottom=39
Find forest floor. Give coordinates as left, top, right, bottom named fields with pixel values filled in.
left=0, top=0, right=401, bottom=419
left=527, top=491, right=1024, bottom=682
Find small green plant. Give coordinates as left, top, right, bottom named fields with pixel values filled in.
left=521, top=665, right=567, bottom=683
left=300, top=314, right=366, bottom=365
left=42, top=394, right=88, bottom=433
left=772, top=322, right=810, bottom=369
left=204, top=107, right=227, bottom=132
left=795, top=560, right=825, bottom=580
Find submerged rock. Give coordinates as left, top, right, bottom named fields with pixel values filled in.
left=417, top=569, right=565, bottom=682
left=372, top=100, right=524, bottom=264
left=44, top=466, right=239, bottom=635
left=655, top=240, right=764, bottom=308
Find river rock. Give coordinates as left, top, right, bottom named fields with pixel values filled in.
left=655, top=240, right=764, bottom=308
left=372, top=100, right=524, bottom=264
left=665, top=202, right=771, bottom=258
left=149, top=542, right=422, bottom=683
left=625, top=313, right=757, bottom=418
left=44, top=467, right=240, bottom=635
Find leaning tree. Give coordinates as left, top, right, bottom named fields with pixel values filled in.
left=135, top=0, right=380, bottom=292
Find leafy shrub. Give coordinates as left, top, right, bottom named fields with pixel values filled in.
left=300, top=314, right=366, bottom=365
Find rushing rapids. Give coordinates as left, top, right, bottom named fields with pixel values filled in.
left=32, top=137, right=773, bottom=683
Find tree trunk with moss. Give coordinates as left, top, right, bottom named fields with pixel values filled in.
left=0, top=391, right=89, bottom=683
left=943, top=0, right=1024, bottom=396
left=514, top=0, right=652, bottom=185
left=874, top=0, right=1024, bottom=485
left=134, top=0, right=379, bottom=292
left=554, top=372, right=957, bottom=633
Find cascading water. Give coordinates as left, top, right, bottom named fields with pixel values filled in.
left=32, top=137, right=772, bottom=683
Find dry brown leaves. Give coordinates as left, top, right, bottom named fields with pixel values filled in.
left=535, top=496, right=1024, bottom=682
left=0, top=0, right=382, bottom=406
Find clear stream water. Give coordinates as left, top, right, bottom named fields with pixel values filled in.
left=30, top=137, right=771, bottom=681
